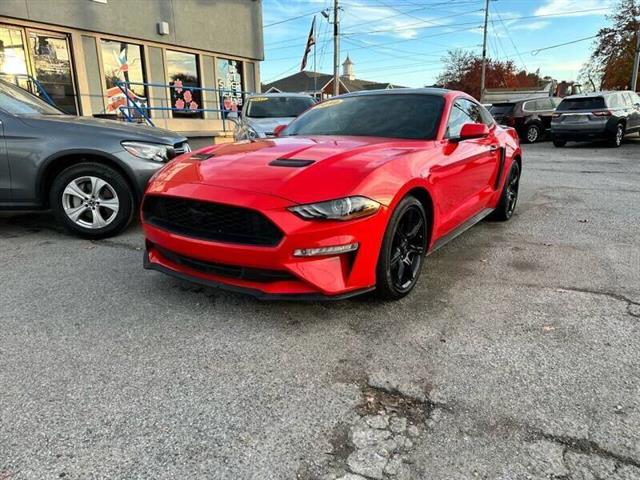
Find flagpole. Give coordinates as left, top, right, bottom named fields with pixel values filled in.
left=313, top=36, right=317, bottom=99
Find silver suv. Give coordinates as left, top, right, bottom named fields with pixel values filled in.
left=551, top=91, right=640, bottom=148
left=230, top=93, right=315, bottom=140
left=0, top=80, right=188, bottom=238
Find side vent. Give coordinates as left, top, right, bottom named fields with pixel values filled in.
left=269, top=158, right=315, bottom=168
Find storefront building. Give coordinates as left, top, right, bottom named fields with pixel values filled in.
left=0, top=0, right=263, bottom=137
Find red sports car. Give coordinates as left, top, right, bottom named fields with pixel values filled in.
left=142, top=89, right=521, bottom=300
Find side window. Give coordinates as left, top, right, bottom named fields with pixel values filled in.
left=535, top=98, right=554, bottom=111
left=607, top=94, right=621, bottom=108
left=446, top=100, right=474, bottom=138
left=550, top=97, right=562, bottom=108
left=523, top=100, right=534, bottom=112
left=463, top=99, right=483, bottom=123
left=478, top=104, right=494, bottom=126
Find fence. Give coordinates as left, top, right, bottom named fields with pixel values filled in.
left=115, top=80, right=254, bottom=132
left=0, top=73, right=56, bottom=106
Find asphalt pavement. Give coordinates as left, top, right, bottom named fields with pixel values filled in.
left=1, top=139, right=639, bottom=480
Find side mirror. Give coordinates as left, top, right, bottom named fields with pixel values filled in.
left=458, top=123, right=490, bottom=141
left=273, top=124, right=287, bottom=137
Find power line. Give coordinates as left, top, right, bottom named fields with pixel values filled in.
left=264, top=9, right=323, bottom=28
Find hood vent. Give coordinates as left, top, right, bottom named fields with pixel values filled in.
left=269, top=158, right=315, bottom=168
left=189, top=152, right=216, bottom=161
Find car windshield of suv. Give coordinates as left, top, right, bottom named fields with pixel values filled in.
left=489, top=103, right=515, bottom=115
left=0, top=80, right=64, bottom=116
left=557, top=97, right=605, bottom=111
left=245, top=96, right=315, bottom=118
left=284, top=94, right=445, bottom=140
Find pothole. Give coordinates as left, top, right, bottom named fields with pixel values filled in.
left=298, top=375, right=442, bottom=480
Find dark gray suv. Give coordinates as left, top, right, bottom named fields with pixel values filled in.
left=0, top=80, right=188, bottom=238
left=551, top=91, right=640, bottom=148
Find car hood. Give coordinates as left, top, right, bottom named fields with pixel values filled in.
left=18, top=115, right=187, bottom=145
left=245, top=117, right=296, bottom=134
left=153, top=136, right=432, bottom=204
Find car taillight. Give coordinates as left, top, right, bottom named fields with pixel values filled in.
left=552, top=112, right=562, bottom=118
left=592, top=110, right=612, bottom=116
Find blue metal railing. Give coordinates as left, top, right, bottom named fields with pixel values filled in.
left=115, top=80, right=253, bottom=131
left=1, top=73, right=56, bottom=106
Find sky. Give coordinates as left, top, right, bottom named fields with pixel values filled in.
left=260, top=0, right=613, bottom=88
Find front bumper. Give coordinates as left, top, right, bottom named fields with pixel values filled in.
left=142, top=183, right=388, bottom=299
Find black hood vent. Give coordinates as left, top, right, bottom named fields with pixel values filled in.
left=269, top=158, right=315, bottom=168
left=189, top=152, right=216, bottom=161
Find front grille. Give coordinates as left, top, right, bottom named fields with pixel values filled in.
left=156, top=246, right=294, bottom=283
left=143, top=195, right=284, bottom=246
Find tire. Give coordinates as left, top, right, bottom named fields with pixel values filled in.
left=50, top=162, right=134, bottom=239
left=375, top=196, right=428, bottom=300
left=552, top=139, right=566, bottom=147
left=607, top=122, right=625, bottom=148
left=523, top=124, right=542, bottom=144
left=489, top=161, right=520, bottom=222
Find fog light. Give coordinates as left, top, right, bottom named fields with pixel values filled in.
left=293, top=243, right=359, bottom=257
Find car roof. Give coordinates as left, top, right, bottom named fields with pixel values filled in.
left=560, top=91, right=626, bottom=100
left=247, top=92, right=313, bottom=99
left=337, top=87, right=453, bottom=99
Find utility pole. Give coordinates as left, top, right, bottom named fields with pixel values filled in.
left=632, top=24, right=640, bottom=92
left=480, top=0, right=490, bottom=101
left=333, top=0, right=340, bottom=97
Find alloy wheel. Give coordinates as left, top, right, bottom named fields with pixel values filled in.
left=389, top=205, right=427, bottom=292
left=506, top=164, right=520, bottom=216
left=526, top=125, right=539, bottom=143
left=62, top=176, right=120, bottom=229
left=615, top=125, right=624, bottom=146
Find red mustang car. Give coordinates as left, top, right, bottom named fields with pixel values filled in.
left=142, top=89, right=521, bottom=300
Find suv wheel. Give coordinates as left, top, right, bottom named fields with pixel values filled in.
left=50, top=162, right=134, bottom=239
left=524, top=124, right=542, bottom=144
left=608, top=123, right=625, bottom=148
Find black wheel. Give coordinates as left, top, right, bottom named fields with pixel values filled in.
left=50, top=162, right=134, bottom=239
left=607, top=123, right=624, bottom=148
left=552, top=139, right=566, bottom=147
left=375, top=196, right=428, bottom=300
left=489, top=161, right=520, bottom=222
left=524, top=124, right=542, bottom=144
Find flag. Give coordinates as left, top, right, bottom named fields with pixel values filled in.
left=300, top=16, right=316, bottom=71
left=116, top=47, right=129, bottom=73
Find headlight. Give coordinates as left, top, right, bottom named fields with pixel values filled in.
left=234, top=124, right=260, bottom=141
left=289, top=196, right=380, bottom=221
left=122, top=141, right=171, bottom=163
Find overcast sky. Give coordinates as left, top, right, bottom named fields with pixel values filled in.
left=261, top=0, right=612, bottom=87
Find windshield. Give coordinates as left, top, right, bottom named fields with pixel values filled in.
left=284, top=94, right=445, bottom=140
left=557, top=97, right=605, bottom=111
left=246, top=96, right=315, bottom=118
left=0, top=80, right=64, bottom=116
left=489, top=103, right=515, bottom=115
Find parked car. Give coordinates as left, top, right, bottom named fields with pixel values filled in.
left=490, top=97, right=561, bottom=143
left=142, top=89, right=522, bottom=301
left=551, top=91, right=640, bottom=148
left=0, top=79, right=189, bottom=238
left=231, top=93, right=316, bottom=141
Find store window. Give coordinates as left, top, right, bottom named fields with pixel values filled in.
left=100, top=40, right=147, bottom=116
left=166, top=50, right=202, bottom=118
left=28, top=31, right=77, bottom=114
left=216, top=58, right=244, bottom=117
left=0, top=25, right=28, bottom=77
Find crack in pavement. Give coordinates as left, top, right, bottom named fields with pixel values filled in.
left=481, top=282, right=640, bottom=318
left=531, top=429, right=640, bottom=470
